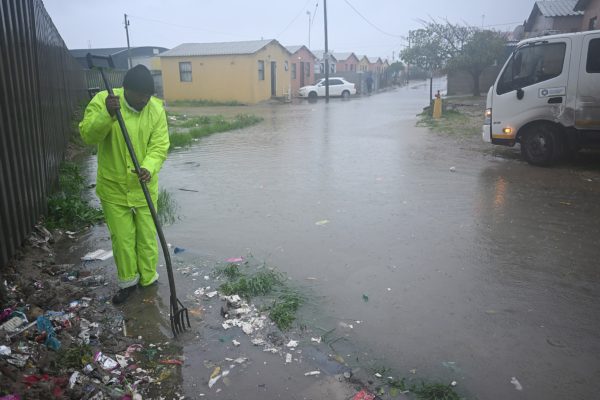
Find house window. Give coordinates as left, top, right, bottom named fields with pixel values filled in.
left=590, top=17, right=598, bottom=31
left=179, top=62, right=192, bottom=82
left=305, top=62, right=310, bottom=77
left=291, top=63, right=297, bottom=79
left=587, top=39, right=600, bottom=73
left=284, top=60, right=289, bottom=71
left=258, top=60, right=265, bottom=80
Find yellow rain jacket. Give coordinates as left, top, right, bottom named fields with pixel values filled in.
left=79, top=88, right=169, bottom=206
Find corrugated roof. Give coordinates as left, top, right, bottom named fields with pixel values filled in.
left=286, top=45, right=303, bottom=54
left=574, top=0, right=590, bottom=10
left=332, top=52, right=358, bottom=62
left=536, top=0, right=584, bottom=17
left=161, top=39, right=287, bottom=57
left=312, top=50, right=338, bottom=62
left=70, top=47, right=128, bottom=58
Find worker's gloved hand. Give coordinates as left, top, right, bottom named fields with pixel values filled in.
left=132, top=167, right=152, bottom=183
left=105, top=94, right=120, bottom=117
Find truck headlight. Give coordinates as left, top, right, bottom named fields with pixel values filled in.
left=484, top=108, right=492, bottom=125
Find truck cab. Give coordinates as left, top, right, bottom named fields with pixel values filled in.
left=483, top=30, right=600, bottom=165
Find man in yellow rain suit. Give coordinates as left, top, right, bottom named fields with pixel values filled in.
left=80, top=65, right=169, bottom=304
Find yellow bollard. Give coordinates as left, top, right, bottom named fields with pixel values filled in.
left=432, top=91, right=442, bottom=119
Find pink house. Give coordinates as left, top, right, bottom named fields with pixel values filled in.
left=286, top=45, right=317, bottom=96
left=333, top=52, right=360, bottom=72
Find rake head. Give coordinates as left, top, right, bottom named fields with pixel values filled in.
left=170, top=296, right=191, bottom=337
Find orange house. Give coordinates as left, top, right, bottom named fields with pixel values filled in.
left=286, top=45, right=317, bottom=95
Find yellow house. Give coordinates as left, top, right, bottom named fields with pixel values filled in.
left=160, top=39, right=291, bottom=104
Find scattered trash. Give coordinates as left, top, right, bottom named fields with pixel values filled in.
left=362, top=294, right=369, bottom=302
left=94, top=352, right=118, bottom=371
left=1, top=315, right=26, bottom=333
left=286, top=340, right=298, bottom=348
left=311, top=337, right=321, bottom=344
left=304, top=370, right=321, bottom=376
left=208, top=367, right=222, bottom=388
left=352, top=389, right=376, bottom=400
left=559, top=201, right=572, bottom=206
left=225, top=257, right=243, bottom=263
left=174, top=247, right=186, bottom=254
left=285, top=353, right=292, bottom=363
left=449, top=166, right=456, bottom=172
left=0, top=345, right=11, bottom=355
left=206, top=291, right=219, bottom=298
left=232, top=339, right=240, bottom=347
left=81, top=249, right=113, bottom=261
left=68, top=371, right=80, bottom=389
left=374, top=372, right=382, bottom=378
left=315, top=220, right=330, bottom=226
left=511, top=377, right=523, bottom=391
left=79, top=275, right=105, bottom=287
left=36, top=316, right=60, bottom=350
left=451, top=381, right=457, bottom=387
left=6, top=354, right=29, bottom=367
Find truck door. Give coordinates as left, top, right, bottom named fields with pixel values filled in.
left=491, top=39, right=571, bottom=144
left=575, top=35, right=600, bottom=130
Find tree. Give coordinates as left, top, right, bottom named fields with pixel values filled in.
left=446, top=30, right=506, bottom=96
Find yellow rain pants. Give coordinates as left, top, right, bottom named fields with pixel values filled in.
left=79, top=88, right=170, bottom=288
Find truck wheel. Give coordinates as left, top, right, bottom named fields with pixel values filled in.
left=520, top=124, right=563, bottom=166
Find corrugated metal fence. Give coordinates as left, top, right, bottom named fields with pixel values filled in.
left=0, top=0, right=86, bottom=267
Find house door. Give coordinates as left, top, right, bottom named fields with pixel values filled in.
left=300, top=62, right=305, bottom=87
left=270, top=61, right=276, bottom=96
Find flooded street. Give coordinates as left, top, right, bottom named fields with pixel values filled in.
left=90, top=81, right=600, bottom=399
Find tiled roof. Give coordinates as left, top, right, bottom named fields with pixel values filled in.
left=161, top=39, right=288, bottom=57
left=536, top=0, right=584, bottom=17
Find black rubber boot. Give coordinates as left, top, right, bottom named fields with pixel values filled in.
left=112, top=285, right=136, bottom=304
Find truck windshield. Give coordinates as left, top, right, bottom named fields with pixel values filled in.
left=497, top=42, right=566, bottom=95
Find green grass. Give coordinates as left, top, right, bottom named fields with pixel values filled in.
left=268, top=292, right=303, bottom=330
left=157, top=188, right=178, bottom=226
left=169, top=99, right=246, bottom=107
left=416, top=101, right=483, bottom=138
left=46, top=162, right=103, bottom=230
left=218, top=264, right=304, bottom=331
left=168, top=114, right=263, bottom=151
left=413, top=382, right=461, bottom=400
left=56, top=343, right=93, bottom=369
left=220, top=269, right=283, bottom=298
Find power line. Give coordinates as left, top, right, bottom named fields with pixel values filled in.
left=342, top=0, right=403, bottom=38
left=275, top=0, right=312, bottom=38
left=127, top=14, right=241, bottom=38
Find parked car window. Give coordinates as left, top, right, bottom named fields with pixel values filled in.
left=291, top=63, right=296, bottom=79
left=586, top=38, right=600, bottom=73
left=329, top=79, right=343, bottom=85
left=258, top=60, right=265, bottom=80
left=497, top=42, right=566, bottom=95
left=179, top=62, right=192, bottom=82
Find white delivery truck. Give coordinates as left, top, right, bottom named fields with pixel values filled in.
left=483, top=30, right=600, bottom=165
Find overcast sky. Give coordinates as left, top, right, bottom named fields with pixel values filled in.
left=43, top=0, right=533, bottom=61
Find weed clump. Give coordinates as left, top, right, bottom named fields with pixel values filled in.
left=46, top=162, right=103, bottom=230
left=268, top=292, right=302, bottom=330
left=220, top=270, right=282, bottom=298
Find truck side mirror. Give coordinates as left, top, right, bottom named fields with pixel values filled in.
left=516, top=88, right=524, bottom=100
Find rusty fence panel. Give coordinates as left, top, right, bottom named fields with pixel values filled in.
left=0, top=0, right=86, bottom=268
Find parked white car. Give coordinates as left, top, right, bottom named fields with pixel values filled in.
left=298, top=77, right=356, bottom=99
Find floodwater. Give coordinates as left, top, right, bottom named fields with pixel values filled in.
left=85, top=80, right=600, bottom=399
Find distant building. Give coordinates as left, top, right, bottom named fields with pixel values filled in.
left=575, top=0, right=600, bottom=30
left=524, top=0, right=584, bottom=37
left=160, top=39, right=291, bottom=104
left=333, top=52, right=360, bottom=72
left=286, top=45, right=317, bottom=95
left=312, top=50, right=337, bottom=74
left=70, top=46, right=167, bottom=70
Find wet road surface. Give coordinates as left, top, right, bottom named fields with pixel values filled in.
left=84, top=80, right=600, bottom=399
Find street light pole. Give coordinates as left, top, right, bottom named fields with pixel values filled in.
left=124, top=13, right=132, bottom=69
left=307, top=11, right=311, bottom=49
left=323, top=0, right=329, bottom=102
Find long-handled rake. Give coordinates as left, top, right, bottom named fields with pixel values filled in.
left=86, top=53, right=190, bottom=337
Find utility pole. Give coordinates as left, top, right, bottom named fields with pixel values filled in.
left=124, top=13, right=132, bottom=69
left=323, top=0, right=329, bottom=102
left=406, top=30, right=411, bottom=84
left=307, top=11, right=311, bottom=49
